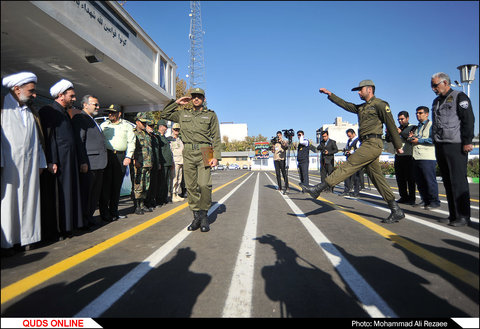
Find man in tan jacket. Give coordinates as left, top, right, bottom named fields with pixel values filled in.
left=168, top=123, right=185, bottom=202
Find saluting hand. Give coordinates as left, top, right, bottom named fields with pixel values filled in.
left=176, top=96, right=192, bottom=105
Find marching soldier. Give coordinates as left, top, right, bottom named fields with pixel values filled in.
left=132, top=113, right=153, bottom=215
left=301, top=80, right=405, bottom=224
left=160, top=88, right=221, bottom=232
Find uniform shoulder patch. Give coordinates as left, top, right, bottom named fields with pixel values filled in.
left=385, top=105, right=391, bottom=112
left=459, top=100, right=469, bottom=109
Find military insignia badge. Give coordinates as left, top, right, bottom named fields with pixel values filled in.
left=446, top=96, right=454, bottom=103
left=385, top=105, right=391, bottom=112
left=459, top=100, right=469, bottom=109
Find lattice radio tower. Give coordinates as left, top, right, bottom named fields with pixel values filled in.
left=188, top=1, right=206, bottom=89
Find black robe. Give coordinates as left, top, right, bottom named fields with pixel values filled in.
left=39, top=101, right=86, bottom=238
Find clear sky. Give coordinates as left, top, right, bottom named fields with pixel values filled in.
left=123, top=1, right=479, bottom=140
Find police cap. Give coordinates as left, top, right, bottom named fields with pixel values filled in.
left=105, top=104, right=122, bottom=113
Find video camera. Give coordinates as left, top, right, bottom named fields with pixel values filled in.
left=282, top=129, right=295, bottom=141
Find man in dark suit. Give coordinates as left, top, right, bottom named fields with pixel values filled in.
left=72, top=95, right=107, bottom=227
left=317, top=130, right=338, bottom=192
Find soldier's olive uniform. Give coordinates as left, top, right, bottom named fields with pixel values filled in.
left=160, top=96, right=221, bottom=213
left=132, top=114, right=153, bottom=207
left=301, top=80, right=404, bottom=224
left=324, top=93, right=402, bottom=202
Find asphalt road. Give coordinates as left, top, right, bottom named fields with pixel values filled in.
left=1, top=169, right=478, bottom=321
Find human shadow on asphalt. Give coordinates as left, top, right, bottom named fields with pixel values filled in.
left=330, top=244, right=471, bottom=317
left=392, top=238, right=479, bottom=306
left=102, top=247, right=211, bottom=317
left=2, top=247, right=211, bottom=318
left=255, top=234, right=369, bottom=317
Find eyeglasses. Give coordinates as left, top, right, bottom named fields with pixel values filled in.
left=89, top=103, right=100, bottom=107
left=431, top=80, right=445, bottom=88
left=416, top=111, right=425, bottom=115
left=173, top=128, right=180, bottom=131
left=191, top=94, right=203, bottom=99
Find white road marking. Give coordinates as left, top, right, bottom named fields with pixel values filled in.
left=265, top=173, right=397, bottom=318
left=75, top=173, right=254, bottom=318
left=222, top=173, right=259, bottom=317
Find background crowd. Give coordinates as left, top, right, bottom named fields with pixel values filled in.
left=1, top=71, right=476, bottom=256
left=1, top=72, right=185, bottom=255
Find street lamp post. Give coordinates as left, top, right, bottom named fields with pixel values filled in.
left=456, top=64, right=478, bottom=98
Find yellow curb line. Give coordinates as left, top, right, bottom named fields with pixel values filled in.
left=1, top=173, right=249, bottom=305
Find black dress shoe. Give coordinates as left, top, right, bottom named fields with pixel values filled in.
left=448, top=217, right=469, bottom=227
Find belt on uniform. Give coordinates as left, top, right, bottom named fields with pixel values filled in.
left=108, top=149, right=126, bottom=154
left=360, top=134, right=383, bottom=142
left=184, top=143, right=211, bottom=150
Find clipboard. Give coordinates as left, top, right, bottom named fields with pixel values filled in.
left=200, top=146, right=214, bottom=167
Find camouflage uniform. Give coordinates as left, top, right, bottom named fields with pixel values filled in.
left=132, top=113, right=153, bottom=214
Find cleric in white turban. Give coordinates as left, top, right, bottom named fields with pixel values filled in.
left=49, top=78, right=74, bottom=98
left=2, top=71, right=37, bottom=89
left=2, top=71, right=46, bottom=250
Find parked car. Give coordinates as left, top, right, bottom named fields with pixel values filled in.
left=217, top=164, right=225, bottom=170
left=242, top=164, right=250, bottom=170
left=228, top=164, right=240, bottom=170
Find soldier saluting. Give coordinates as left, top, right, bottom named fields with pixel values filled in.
left=161, top=88, right=221, bottom=232
left=301, top=80, right=405, bottom=224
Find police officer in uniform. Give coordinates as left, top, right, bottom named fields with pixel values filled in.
left=132, top=113, right=153, bottom=215
left=430, top=72, right=475, bottom=227
left=160, top=88, right=221, bottom=232
left=301, top=80, right=405, bottom=224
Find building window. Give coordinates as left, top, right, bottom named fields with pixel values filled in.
left=160, top=58, right=166, bottom=90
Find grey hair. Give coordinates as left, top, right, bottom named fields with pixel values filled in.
left=81, top=94, right=96, bottom=107
left=431, top=72, right=451, bottom=85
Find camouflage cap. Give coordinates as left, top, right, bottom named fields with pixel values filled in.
left=135, top=112, right=149, bottom=123
left=351, top=79, right=375, bottom=91
left=172, top=123, right=180, bottom=129
left=189, top=87, right=205, bottom=96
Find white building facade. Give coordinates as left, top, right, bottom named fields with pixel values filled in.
left=1, top=1, right=176, bottom=112
left=220, top=122, right=248, bottom=142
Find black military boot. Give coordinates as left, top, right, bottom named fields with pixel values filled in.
left=200, top=210, right=210, bottom=232
left=299, top=181, right=329, bottom=199
left=187, top=211, right=201, bottom=231
left=134, top=199, right=144, bottom=215
left=383, top=200, right=405, bottom=223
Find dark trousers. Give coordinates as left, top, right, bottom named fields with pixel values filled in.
left=146, top=164, right=159, bottom=207
left=100, top=150, right=127, bottom=219
left=321, top=156, right=334, bottom=191
left=344, top=170, right=361, bottom=193
left=298, top=160, right=309, bottom=185
left=80, top=169, right=104, bottom=223
left=435, top=143, right=470, bottom=219
left=394, top=155, right=416, bottom=201
left=413, top=159, right=439, bottom=205
left=274, top=159, right=288, bottom=190
left=157, top=164, right=172, bottom=205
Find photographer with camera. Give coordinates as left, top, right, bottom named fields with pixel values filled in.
left=317, top=130, right=338, bottom=192
left=340, top=129, right=361, bottom=197
left=296, top=130, right=310, bottom=186
left=271, top=131, right=289, bottom=195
